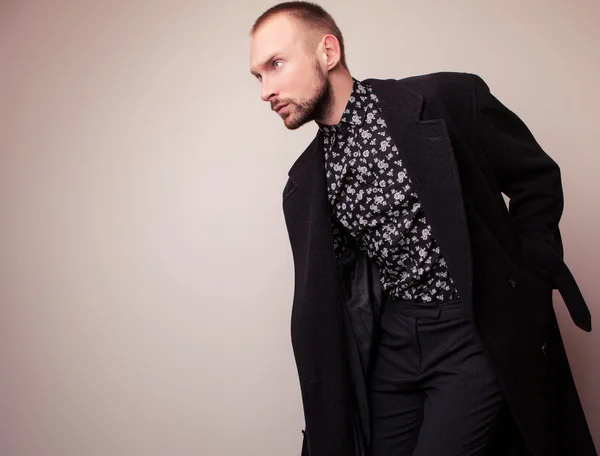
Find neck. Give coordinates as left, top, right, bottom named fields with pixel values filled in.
left=317, top=69, right=354, bottom=126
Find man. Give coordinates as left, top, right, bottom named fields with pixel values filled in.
left=249, top=2, right=596, bottom=456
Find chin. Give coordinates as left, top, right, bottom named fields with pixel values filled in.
left=284, top=119, right=299, bottom=130
left=283, top=112, right=310, bottom=131
left=283, top=115, right=298, bottom=130
left=284, top=120, right=304, bottom=130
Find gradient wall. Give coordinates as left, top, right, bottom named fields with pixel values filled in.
left=1, top=1, right=598, bottom=455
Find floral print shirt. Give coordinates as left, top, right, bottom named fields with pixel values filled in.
left=321, top=79, right=459, bottom=303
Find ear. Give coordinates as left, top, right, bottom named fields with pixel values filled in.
left=321, top=34, right=341, bottom=70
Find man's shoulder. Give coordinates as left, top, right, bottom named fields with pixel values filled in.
left=365, top=71, right=483, bottom=97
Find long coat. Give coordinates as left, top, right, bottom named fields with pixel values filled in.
left=281, top=72, right=596, bottom=456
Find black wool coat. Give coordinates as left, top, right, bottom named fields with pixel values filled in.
left=281, top=72, right=596, bottom=456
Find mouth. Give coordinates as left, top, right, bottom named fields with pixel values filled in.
left=274, top=103, right=289, bottom=114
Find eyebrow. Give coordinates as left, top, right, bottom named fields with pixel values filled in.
left=250, top=53, right=280, bottom=77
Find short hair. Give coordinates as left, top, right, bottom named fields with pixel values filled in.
left=250, top=2, right=348, bottom=70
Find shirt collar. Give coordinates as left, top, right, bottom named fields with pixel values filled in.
left=319, top=78, right=370, bottom=135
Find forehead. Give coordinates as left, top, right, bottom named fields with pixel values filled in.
left=250, top=15, right=304, bottom=70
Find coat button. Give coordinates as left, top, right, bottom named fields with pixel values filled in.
left=508, top=277, right=517, bottom=288
left=541, top=342, right=548, bottom=355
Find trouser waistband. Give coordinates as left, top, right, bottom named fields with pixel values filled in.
left=383, top=297, right=466, bottom=319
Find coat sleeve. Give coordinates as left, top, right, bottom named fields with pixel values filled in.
left=472, top=74, right=565, bottom=261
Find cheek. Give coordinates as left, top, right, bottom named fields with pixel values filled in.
left=281, top=64, right=312, bottom=99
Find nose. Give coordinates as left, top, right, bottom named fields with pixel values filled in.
left=260, top=79, right=276, bottom=102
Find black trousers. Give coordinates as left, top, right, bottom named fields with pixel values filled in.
left=368, top=298, right=505, bottom=456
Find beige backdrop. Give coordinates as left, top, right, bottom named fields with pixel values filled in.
left=1, top=1, right=598, bottom=455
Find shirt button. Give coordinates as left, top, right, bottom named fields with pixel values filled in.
left=508, top=277, right=517, bottom=288
left=541, top=342, right=548, bottom=355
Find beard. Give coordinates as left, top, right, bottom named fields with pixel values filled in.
left=280, top=61, right=333, bottom=130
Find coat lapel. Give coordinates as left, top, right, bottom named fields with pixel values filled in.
left=283, top=130, right=339, bottom=294
left=367, top=78, right=472, bottom=304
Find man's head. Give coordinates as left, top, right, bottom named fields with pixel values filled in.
left=249, top=2, right=348, bottom=130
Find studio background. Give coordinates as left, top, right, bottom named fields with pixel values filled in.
left=1, top=1, right=598, bottom=455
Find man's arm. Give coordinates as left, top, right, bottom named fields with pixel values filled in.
left=472, top=74, right=564, bottom=260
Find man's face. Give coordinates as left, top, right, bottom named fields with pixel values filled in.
left=250, top=14, right=332, bottom=130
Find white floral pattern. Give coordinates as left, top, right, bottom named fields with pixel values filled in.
left=322, top=79, right=458, bottom=302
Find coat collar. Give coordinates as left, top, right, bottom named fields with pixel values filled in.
left=285, top=78, right=472, bottom=305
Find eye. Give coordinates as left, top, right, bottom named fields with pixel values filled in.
left=273, top=60, right=283, bottom=69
